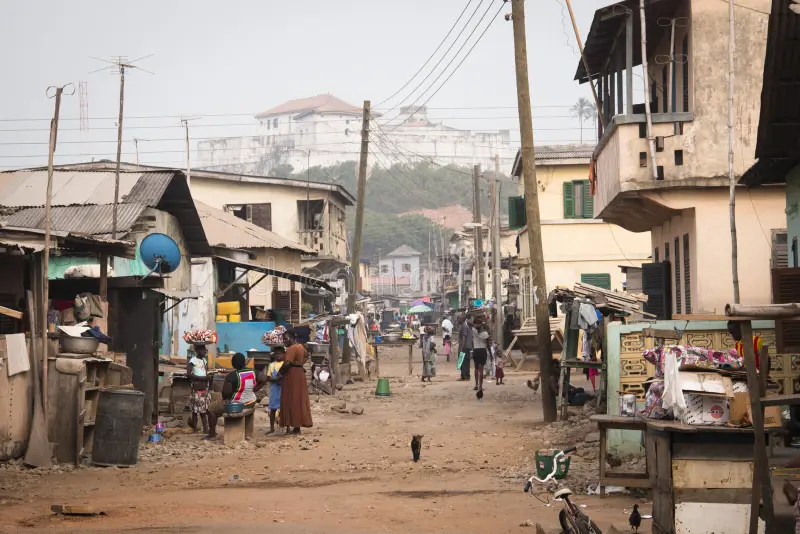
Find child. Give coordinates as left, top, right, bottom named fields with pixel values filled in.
left=265, top=350, right=285, bottom=434
left=495, top=346, right=505, bottom=385
left=443, top=334, right=452, bottom=362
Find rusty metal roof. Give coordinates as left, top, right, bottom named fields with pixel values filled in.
left=195, top=200, right=313, bottom=253
left=0, top=171, right=173, bottom=208
left=511, top=145, right=595, bottom=177
left=4, top=203, right=147, bottom=235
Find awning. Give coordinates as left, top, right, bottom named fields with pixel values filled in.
left=213, top=255, right=334, bottom=292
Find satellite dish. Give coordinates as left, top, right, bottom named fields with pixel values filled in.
left=140, top=233, right=181, bottom=277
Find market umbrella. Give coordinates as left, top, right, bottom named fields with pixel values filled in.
left=408, top=304, right=433, bottom=313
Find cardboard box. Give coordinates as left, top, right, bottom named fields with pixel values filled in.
left=729, top=391, right=782, bottom=429
left=682, top=393, right=730, bottom=426
left=678, top=372, right=734, bottom=398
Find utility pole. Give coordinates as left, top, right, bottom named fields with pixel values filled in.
left=639, top=0, right=659, bottom=178
left=563, top=0, right=606, bottom=128
left=728, top=0, right=740, bottom=304
left=134, top=138, right=140, bottom=167
left=472, top=164, right=485, bottom=301
left=113, top=65, right=125, bottom=239
left=491, top=154, right=503, bottom=346
left=511, top=0, right=556, bottom=422
left=181, top=117, right=201, bottom=188
left=43, top=83, right=73, bottom=418
left=344, top=100, right=371, bottom=366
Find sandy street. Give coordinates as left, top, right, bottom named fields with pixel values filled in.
left=0, top=345, right=650, bottom=533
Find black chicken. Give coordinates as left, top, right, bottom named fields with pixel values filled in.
left=476, top=389, right=484, bottom=400
left=411, top=434, right=423, bottom=462
left=629, top=504, right=641, bottom=532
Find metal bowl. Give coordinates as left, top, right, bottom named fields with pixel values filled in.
left=223, top=402, right=244, bottom=414
left=383, top=333, right=400, bottom=343
left=59, top=335, right=100, bottom=355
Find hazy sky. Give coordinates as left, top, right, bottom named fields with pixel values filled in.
left=0, top=0, right=610, bottom=170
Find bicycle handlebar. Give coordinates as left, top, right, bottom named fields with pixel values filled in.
left=562, top=446, right=577, bottom=454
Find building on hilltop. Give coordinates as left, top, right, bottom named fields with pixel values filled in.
left=373, top=245, right=424, bottom=296
left=576, top=0, right=785, bottom=316
left=196, top=94, right=517, bottom=175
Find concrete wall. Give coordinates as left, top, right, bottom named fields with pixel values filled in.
left=647, top=186, right=785, bottom=313
left=190, top=177, right=348, bottom=262
left=787, top=165, right=800, bottom=267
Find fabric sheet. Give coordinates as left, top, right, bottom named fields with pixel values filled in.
left=5, top=334, right=29, bottom=377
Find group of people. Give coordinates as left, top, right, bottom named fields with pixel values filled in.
left=186, top=330, right=314, bottom=439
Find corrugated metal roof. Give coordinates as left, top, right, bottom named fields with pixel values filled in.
left=195, top=200, right=313, bottom=253
left=511, top=145, right=595, bottom=177
left=4, top=203, right=147, bottom=235
left=0, top=171, right=173, bottom=208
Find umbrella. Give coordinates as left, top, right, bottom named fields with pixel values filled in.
left=408, top=304, right=433, bottom=313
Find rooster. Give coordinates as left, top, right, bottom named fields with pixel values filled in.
left=527, top=376, right=540, bottom=393
left=411, top=435, right=423, bottom=462
left=629, top=504, right=641, bottom=532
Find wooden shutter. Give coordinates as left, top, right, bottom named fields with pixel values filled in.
left=563, top=182, right=574, bottom=219
left=654, top=247, right=660, bottom=263
left=248, top=203, right=272, bottom=231
left=683, top=234, right=691, bottom=314
left=674, top=237, right=681, bottom=314
left=508, top=196, right=527, bottom=229
left=290, top=290, right=300, bottom=322
left=580, top=273, right=611, bottom=290
left=772, top=268, right=800, bottom=353
left=771, top=229, right=788, bottom=269
left=642, top=261, right=672, bottom=320
left=582, top=180, right=593, bottom=219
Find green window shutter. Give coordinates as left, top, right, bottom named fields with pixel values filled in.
left=563, top=182, right=574, bottom=219
left=581, top=273, right=611, bottom=290
left=582, top=180, right=593, bottom=219
left=508, top=196, right=527, bottom=229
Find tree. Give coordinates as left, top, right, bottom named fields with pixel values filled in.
left=570, top=97, right=597, bottom=144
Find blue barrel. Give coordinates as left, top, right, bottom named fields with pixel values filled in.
left=91, top=389, right=145, bottom=467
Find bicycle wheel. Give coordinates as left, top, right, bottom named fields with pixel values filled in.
left=558, top=510, right=601, bottom=534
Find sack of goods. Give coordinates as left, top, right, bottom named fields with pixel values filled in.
left=183, top=329, right=218, bottom=344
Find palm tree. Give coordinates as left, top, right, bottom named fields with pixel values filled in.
left=570, top=97, right=597, bottom=144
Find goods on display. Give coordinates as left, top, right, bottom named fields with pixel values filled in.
left=261, top=325, right=287, bottom=345
left=183, top=329, right=218, bottom=344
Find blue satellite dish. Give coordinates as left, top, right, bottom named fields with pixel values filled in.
left=140, top=233, right=181, bottom=275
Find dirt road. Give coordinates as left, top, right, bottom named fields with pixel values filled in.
left=0, top=345, right=650, bottom=533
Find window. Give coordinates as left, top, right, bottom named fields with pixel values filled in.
left=654, top=247, right=660, bottom=263
left=674, top=237, right=681, bottom=314
left=266, top=121, right=270, bottom=130
left=248, top=203, right=272, bottom=231
left=298, top=200, right=325, bottom=231
left=402, top=263, right=412, bottom=273
left=664, top=242, right=670, bottom=262
left=380, top=265, right=389, bottom=274
left=581, top=273, right=611, bottom=290
left=273, top=118, right=278, bottom=127
left=683, top=234, right=691, bottom=313
left=674, top=150, right=684, bottom=166
left=563, top=180, right=593, bottom=219
left=682, top=34, right=690, bottom=112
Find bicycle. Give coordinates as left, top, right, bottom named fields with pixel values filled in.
left=523, top=446, right=602, bottom=534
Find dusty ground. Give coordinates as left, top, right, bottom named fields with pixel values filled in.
left=0, top=345, right=651, bottom=533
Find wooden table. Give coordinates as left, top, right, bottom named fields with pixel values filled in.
left=589, top=415, right=649, bottom=497
left=369, top=341, right=415, bottom=376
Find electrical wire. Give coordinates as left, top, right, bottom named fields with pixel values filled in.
left=377, top=0, right=476, bottom=107
left=386, top=0, right=505, bottom=131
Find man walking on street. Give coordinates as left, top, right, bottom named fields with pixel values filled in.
left=457, top=313, right=473, bottom=381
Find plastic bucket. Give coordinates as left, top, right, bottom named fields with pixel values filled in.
left=375, top=377, right=391, bottom=397
left=535, top=449, right=571, bottom=480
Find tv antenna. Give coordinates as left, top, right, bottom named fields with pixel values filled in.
left=89, top=55, right=154, bottom=239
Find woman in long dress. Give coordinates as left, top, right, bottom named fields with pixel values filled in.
left=422, top=326, right=436, bottom=382
left=279, top=330, right=313, bottom=434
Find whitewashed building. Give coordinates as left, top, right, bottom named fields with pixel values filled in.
left=196, top=94, right=516, bottom=174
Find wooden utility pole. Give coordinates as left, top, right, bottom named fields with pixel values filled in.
left=182, top=118, right=191, bottom=188
left=728, top=0, right=740, bottom=303
left=43, top=84, right=71, bottom=418
left=563, top=0, right=606, bottom=128
left=472, top=164, right=485, bottom=300
left=113, top=66, right=125, bottom=239
left=511, top=0, right=556, bottom=422
left=639, top=0, right=659, bottom=178
left=344, top=100, right=371, bottom=370
left=491, top=154, right=503, bottom=346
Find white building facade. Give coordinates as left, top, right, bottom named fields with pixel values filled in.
left=197, top=95, right=516, bottom=175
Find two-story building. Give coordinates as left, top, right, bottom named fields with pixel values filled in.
left=511, top=145, right=651, bottom=319
left=374, top=245, right=423, bottom=296
left=576, top=0, right=785, bottom=315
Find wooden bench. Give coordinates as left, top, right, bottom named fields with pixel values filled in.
left=590, top=414, right=650, bottom=496
left=223, top=407, right=255, bottom=445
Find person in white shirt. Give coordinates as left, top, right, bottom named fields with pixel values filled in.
left=472, top=321, right=490, bottom=393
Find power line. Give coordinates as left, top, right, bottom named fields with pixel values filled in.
left=386, top=0, right=504, bottom=131
left=377, top=0, right=477, bottom=107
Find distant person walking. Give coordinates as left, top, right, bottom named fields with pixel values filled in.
left=421, top=326, right=437, bottom=382
left=472, top=321, right=490, bottom=393
left=457, top=314, right=473, bottom=381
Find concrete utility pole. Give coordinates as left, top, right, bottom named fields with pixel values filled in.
left=181, top=117, right=200, bottom=188
left=43, top=83, right=73, bottom=417
left=472, top=164, right=485, bottom=300
left=510, top=0, right=556, bottom=422
left=344, top=100, right=371, bottom=368
left=491, top=154, right=503, bottom=346
left=728, top=0, right=740, bottom=304
left=639, top=0, right=659, bottom=178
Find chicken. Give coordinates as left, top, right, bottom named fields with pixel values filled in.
left=527, top=376, right=540, bottom=393
left=476, top=389, right=484, bottom=400
left=606, top=452, right=623, bottom=469
left=629, top=504, right=641, bottom=532
left=411, top=435, right=423, bottom=462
